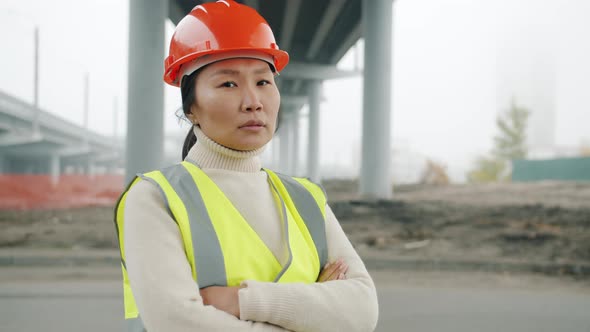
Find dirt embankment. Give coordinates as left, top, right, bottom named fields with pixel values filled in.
left=325, top=180, right=590, bottom=265
left=1, top=180, right=589, bottom=269
left=0, top=207, right=118, bottom=249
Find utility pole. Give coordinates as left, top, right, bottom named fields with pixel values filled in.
left=33, top=26, right=40, bottom=137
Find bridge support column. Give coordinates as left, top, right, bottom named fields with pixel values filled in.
left=50, top=154, right=60, bottom=186
left=107, top=164, right=118, bottom=175
left=87, top=159, right=94, bottom=178
left=126, top=0, right=167, bottom=183
left=24, top=162, right=35, bottom=174
left=291, top=108, right=301, bottom=176
left=360, top=0, right=393, bottom=199
left=0, top=153, right=5, bottom=173
left=272, top=134, right=280, bottom=170
left=279, top=111, right=292, bottom=174
left=307, top=80, right=322, bottom=183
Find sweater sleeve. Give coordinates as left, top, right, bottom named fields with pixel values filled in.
left=238, top=205, right=379, bottom=332
left=124, top=180, right=289, bottom=332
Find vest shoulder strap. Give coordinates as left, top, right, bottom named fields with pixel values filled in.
left=265, top=170, right=328, bottom=268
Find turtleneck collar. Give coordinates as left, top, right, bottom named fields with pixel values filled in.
left=184, top=126, right=265, bottom=172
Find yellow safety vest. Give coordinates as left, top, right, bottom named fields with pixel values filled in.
left=114, top=161, right=328, bottom=332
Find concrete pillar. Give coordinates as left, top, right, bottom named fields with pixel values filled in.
left=279, top=112, right=292, bottom=174
left=272, top=134, right=281, bottom=170
left=360, top=0, right=393, bottom=199
left=87, top=157, right=94, bottom=178
left=307, top=80, right=322, bottom=183
left=265, top=138, right=274, bottom=169
left=25, top=161, right=34, bottom=174
left=290, top=108, right=301, bottom=176
left=50, top=154, right=60, bottom=186
left=126, top=0, right=167, bottom=183
left=107, top=163, right=118, bottom=175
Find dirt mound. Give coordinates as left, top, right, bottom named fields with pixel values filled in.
left=331, top=200, right=590, bottom=264
left=325, top=180, right=590, bottom=266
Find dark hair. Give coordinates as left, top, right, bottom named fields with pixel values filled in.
left=180, top=70, right=201, bottom=160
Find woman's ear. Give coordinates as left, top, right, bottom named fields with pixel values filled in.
left=187, top=105, right=199, bottom=125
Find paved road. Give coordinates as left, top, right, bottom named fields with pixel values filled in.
left=1, top=271, right=589, bottom=332
left=376, top=286, right=590, bottom=332
left=0, top=281, right=123, bottom=332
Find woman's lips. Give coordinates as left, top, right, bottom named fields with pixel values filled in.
left=239, top=120, right=265, bottom=129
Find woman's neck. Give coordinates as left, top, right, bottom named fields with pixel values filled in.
left=184, top=126, right=264, bottom=172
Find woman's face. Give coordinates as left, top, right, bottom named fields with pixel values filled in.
left=189, top=58, right=280, bottom=151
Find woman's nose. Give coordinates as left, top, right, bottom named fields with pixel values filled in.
left=241, top=86, right=263, bottom=112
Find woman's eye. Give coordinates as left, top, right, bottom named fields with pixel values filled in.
left=221, top=81, right=237, bottom=88
left=258, top=80, right=271, bottom=86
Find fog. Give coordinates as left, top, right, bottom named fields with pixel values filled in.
left=1, top=0, right=588, bottom=182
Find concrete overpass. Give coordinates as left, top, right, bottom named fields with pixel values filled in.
left=0, top=89, right=123, bottom=183
left=128, top=0, right=395, bottom=198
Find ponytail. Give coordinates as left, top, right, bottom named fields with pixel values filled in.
left=180, top=69, right=201, bottom=160
left=182, top=126, right=197, bottom=160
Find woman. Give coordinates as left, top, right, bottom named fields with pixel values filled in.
left=115, top=1, right=378, bottom=331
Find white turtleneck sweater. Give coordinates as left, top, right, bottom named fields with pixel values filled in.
left=124, top=127, right=378, bottom=332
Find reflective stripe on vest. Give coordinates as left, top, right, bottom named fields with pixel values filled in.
left=114, top=161, right=328, bottom=330
left=126, top=316, right=146, bottom=332
left=270, top=171, right=328, bottom=270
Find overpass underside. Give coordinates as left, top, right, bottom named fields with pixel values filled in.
left=128, top=0, right=394, bottom=198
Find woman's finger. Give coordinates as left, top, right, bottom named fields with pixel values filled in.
left=334, top=262, right=348, bottom=280
left=318, top=261, right=340, bottom=282
left=340, top=262, right=349, bottom=275
left=318, top=260, right=340, bottom=282
left=318, top=259, right=348, bottom=282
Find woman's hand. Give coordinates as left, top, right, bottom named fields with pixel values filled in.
left=317, top=258, right=348, bottom=282
left=199, top=285, right=244, bottom=318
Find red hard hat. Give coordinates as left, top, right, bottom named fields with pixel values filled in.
left=164, top=0, right=290, bottom=87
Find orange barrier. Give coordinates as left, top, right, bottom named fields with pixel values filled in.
left=0, top=174, right=124, bottom=210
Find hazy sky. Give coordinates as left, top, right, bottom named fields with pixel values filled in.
left=1, top=0, right=589, bottom=182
